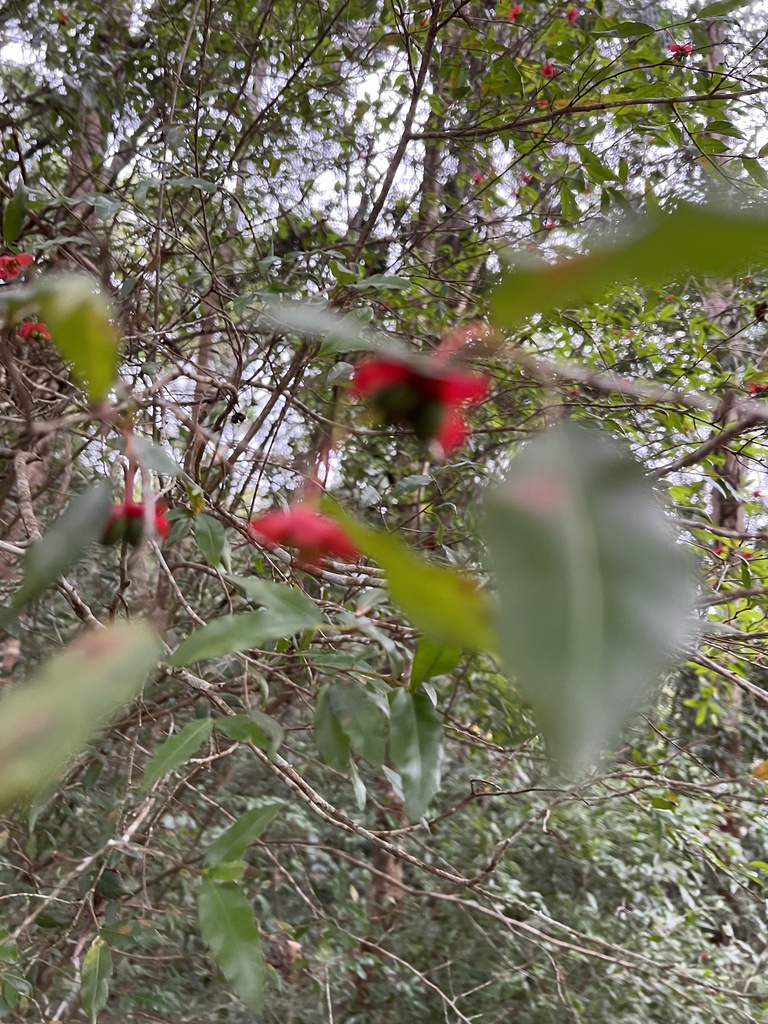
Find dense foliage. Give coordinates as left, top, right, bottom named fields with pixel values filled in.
left=3, top=0, right=768, bottom=1021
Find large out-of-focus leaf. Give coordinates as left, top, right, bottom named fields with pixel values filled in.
left=141, top=718, right=213, bottom=790
left=328, top=681, right=386, bottom=767
left=198, top=879, right=265, bottom=1010
left=204, top=803, right=284, bottom=867
left=35, top=276, right=121, bottom=404
left=388, top=689, right=443, bottom=821
left=80, top=936, right=113, bottom=1024
left=0, top=620, right=160, bottom=811
left=331, top=511, right=496, bottom=653
left=492, top=204, right=768, bottom=325
left=0, top=482, right=112, bottom=626
left=482, top=423, right=695, bottom=768
left=168, top=605, right=320, bottom=667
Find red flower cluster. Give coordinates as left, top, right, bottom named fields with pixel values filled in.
left=749, top=382, right=768, bottom=395
left=17, top=322, right=51, bottom=343
left=102, top=502, right=170, bottom=546
left=541, top=63, right=556, bottom=78
left=508, top=4, right=521, bottom=22
left=352, top=355, right=489, bottom=455
left=670, top=42, right=692, bottom=55
left=249, top=505, right=358, bottom=566
left=0, top=253, right=33, bottom=281
left=566, top=7, right=578, bottom=23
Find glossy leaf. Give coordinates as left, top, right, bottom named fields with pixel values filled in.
left=198, top=880, right=265, bottom=1010
left=482, top=424, right=695, bottom=768
left=410, top=639, right=462, bottom=688
left=141, top=719, right=213, bottom=790
left=80, top=936, right=112, bottom=1024
left=3, top=183, right=27, bottom=246
left=314, top=684, right=351, bottom=769
left=0, top=483, right=112, bottom=625
left=204, top=803, right=285, bottom=867
left=215, top=711, right=284, bottom=757
left=168, top=605, right=320, bottom=667
left=492, top=204, right=768, bottom=326
left=389, top=689, right=443, bottom=821
left=194, top=514, right=227, bottom=567
left=331, top=511, right=496, bottom=653
left=0, top=622, right=159, bottom=810
left=328, top=681, right=386, bottom=767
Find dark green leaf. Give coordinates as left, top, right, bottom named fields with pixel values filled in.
left=410, top=639, right=462, bottom=688
left=3, top=183, right=27, bottom=246
left=133, top=436, right=182, bottom=477
left=389, top=689, right=443, bottom=821
left=80, top=936, right=112, bottom=1024
left=697, top=0, right=748, bottom=17
left=194, top=514, right=227, bottom=567
left=204, top=803, right=284, bottom=867
left=0, top=621, right=160, bottom=810
left=228, top=575, right=323, bottom=624
left=198, top=880, right=265, bottom=1010
left=314, top=685, right=351, bottom=769
left=215, top=711, right=284, bottom=757
left=328, top=682, right=386, bottom=766
left=141, top=718, right=213, bottom=790
left=168, top=606, right=320, bottom=667
left=482, top=423, right=695, bottom=768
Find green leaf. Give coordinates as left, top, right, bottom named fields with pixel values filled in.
left=215, top=711, right=284, bottom=757
left=198, top=880, right=265, bottom=1010
left=492, top=203, right=768, bottom=326
left=697, top=0, right=748, bottom=17
left=204, top=803, right=284, bottom=867
left=331, top=511, right=496, bottom=653
left=81, top=937, right=113, bottom=1023
left=349, top=274, right=411, bottom=291
left=482, top=423, right=695, bottom=768
left=390, top=474, right=432, bottom=499
left=141, top=718, right=213, bottom=790
left=133, top=436, right=182, bottom=477
left=3, top=183, right=27, bottom=246
left=389, top=690, right=443, bottom=821
left=168, top=605, right=320, bottom=667
left=227, top=576, right=322, bottom=624
left=194, top=514, right=227, bottom=567
left=410, top=639, right=462, bottom=688
left=0, top=622, right=159, bottom=811
left=35, top=276, right=121, bottom=404
left=328, top=682, right=386, bottom=767
left=314, top=684, right=351, bottom=769
left=0, top=483, right=112, bottom=624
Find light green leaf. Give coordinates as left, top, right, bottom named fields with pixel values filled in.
left=0, top=622, right=159, bottom=810
left=314, top=685, right=351, bottom=769
left=198, top=880, right=265, bottom=1010
left=3, top=183, right=27, bottom=246
left=0, top=483, right=112, bottom=624
left=204, top=803, right=284, bottom=867
left=194, top=514, right=227, bottom=567
left=331, top=510, right=496, bottom=653
left=133, top=436, right=182, bottom=477
left=389, top=689, right=443, bottom=821
left=482, top=423, right=695, bottom=768
left=328, top=682, right=386, bottom=767
left=492, top=204, right=768, bottom=326
left=141, top=718, right=213, bottom=790
left=410, top=639, right=462, bottom=688
left=168, top=605, right=319, bottom=667
left=228, top=576, right=322, bottom=624
left=80, top=936, right=113, bottom=1024
left=215, top=711, right=284, bottom=757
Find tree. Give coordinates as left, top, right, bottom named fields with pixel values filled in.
left=2, top=0, right=768, bottom=1020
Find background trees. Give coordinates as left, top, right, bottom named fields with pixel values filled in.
left=3, top=0, right=768, bottom=1020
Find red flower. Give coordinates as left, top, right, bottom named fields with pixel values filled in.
left=17, top=321, right=52, bottom=343
left=102, top=501, right=170, bottom=546
left=566, top=8, right=578, bottom=23
left=0, top=253, right=34, bottom=282
left=508, top=4, right=521, bottom=22
left=249, top=505, right=358, bottom=566
left=670, top=42, right=692, bottom=55
left=521, top=174, right=534, bottom=184
left=544, top=221, right=556, bottom=230
left=541, top=63, right=556, bottom=78
left=472, top=173, right=484, bottom=183
left=713, top=546, right=725, bottom=557
left=56, top=10, right=69, bottom=22
left=752, top=490, right=761, bottom=498
left=352, top=355, right=489, bottom=454
left=749, top=382, right=768, bottom=395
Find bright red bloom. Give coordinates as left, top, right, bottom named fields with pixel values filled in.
left=17, top=321, right=51, bottom=343
left=472, top=173, right=484, bottom=183
left=544, top=221, right=556, bottom=230
left=752, top=490, right=761, bottom=498
left=508, top=4, right=521, bottom=22
left=670, top=42, right=692, bottom=55
left=249, top=505, right=358, bottom=566
left=521, top=174, right=534, bottom=184
left=541, top=63, right=556, bottom=78
left=749, top=382, right=768, bottom=395
left=0, top=253, right=34, bottom=282
left=566, top=7, right=578, bottom=22
left=102, top=501, right=170, bottom=546
left=352, top=355, right=489, bottom=454
left=713, top=546, right=725, bottom=557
